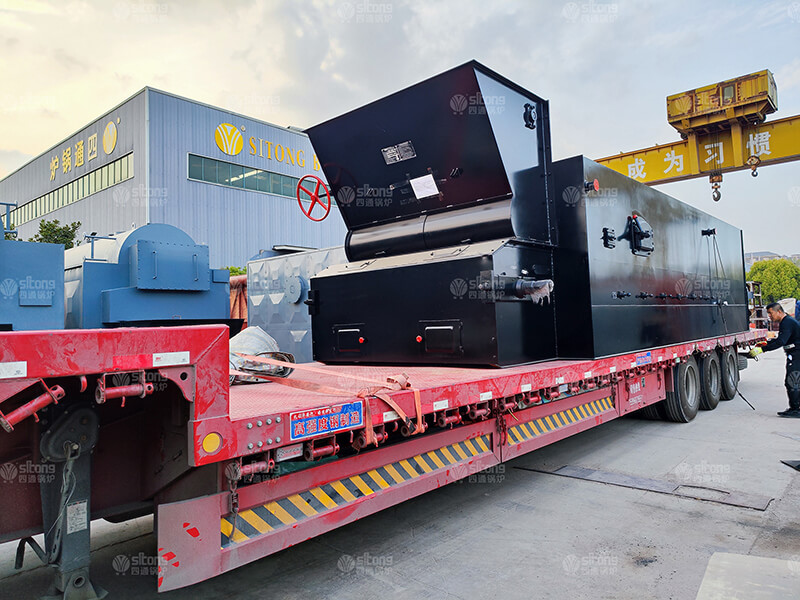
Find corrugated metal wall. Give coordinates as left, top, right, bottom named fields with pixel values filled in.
left=0, top=91, right=147, bottom=241
left=147, top=90, right=346, bottom=267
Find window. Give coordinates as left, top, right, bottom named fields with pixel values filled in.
left=229, top=163, right=244, bottom=188
left=188, top=154, right=202, bottom=180
left=187, top=154, right=302, bottom=199
left=203, top=157, right=218, bottom=184
left=11, top=153, right=134, bottom=226
left=270, top=172, right=282, bottom=195
left=243, top=169, right=259, bottom=191
left=723, top=85, right=734, bottom=103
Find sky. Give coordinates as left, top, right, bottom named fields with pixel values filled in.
left=0, top=0, right=798, bottom=254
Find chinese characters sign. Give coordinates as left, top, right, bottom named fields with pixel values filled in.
left=597, top=115, right=798, bottom=185
left=48, top=120, right=117, bottom=182
left=289, top=401, right=363, bottom=441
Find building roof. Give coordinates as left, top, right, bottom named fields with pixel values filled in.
left=744, top=251, right=781, bottom=258
left=0, top=86, right=306, bottom=184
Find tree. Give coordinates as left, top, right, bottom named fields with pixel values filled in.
left=28, top=219, right=82, bottom=249
left=224, top=266, right=246, bottom=276
left=3, top=222, right=16, bottom=241
left=747, top=259, right=800, bottom=303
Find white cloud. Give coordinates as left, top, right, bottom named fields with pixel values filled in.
left=0, top=0, right=797, bottom=252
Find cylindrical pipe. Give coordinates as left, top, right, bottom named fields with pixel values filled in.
left=467, top=406, right=490, bottom=421
left=353, top=429, right=388, bottom=450
left=435, top=412, right=462, bottom=428
left=0, top=385, right=66, bottom=432
left=102, top=382, right=154, bottom=401
left=304, top=441, right=339, bottom=460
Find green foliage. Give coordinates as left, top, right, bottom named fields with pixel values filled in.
left=224, top=266, right=246, bottom=276
left=3, top=222, right=16, bottom=241
left=747, top=259, right=800, bottom=303
left=28, top=219, right=82, bottom=249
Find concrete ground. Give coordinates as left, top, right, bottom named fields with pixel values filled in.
left=2, top=350, right=799, bottom=599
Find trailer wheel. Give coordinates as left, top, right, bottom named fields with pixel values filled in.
left=698, top=352, right=722, bottom=410
left=719, top=347, right=739, bottom=401
left=638, top=402, right=667, bottom=420
left=664, top=355, right=700, bottom=422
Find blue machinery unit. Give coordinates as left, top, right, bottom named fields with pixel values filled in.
left=0, top=202, right=65, bottom=331
left=64, top=224, right=231, bottom=329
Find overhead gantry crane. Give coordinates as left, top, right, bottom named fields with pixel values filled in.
left=596, top=70, right=800, bottom=200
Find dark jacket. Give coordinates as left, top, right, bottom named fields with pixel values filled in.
left=765, top=315, right=800, bottom=355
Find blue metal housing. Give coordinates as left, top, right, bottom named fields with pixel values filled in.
left=0, top=239, right=64, bottom=331
left=64, top=224, right=230, bottom=329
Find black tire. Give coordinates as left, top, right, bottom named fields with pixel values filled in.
left=664, top=355, right=700, bottom=423
left=638, top=402, right=667, bottom=420
left=698, top=352, right=722, bottom=410
left=719, top=347, right=739, bottom=401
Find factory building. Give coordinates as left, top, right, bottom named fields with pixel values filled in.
left=0, top=88, right=345, bottom=266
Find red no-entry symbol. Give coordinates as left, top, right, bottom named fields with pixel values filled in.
left=296, top=175, right=331, bottom=222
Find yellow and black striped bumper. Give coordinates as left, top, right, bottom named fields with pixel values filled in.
left=221, top=434, right=492, bottom=547
left=507, top=397, right=614, bottom=445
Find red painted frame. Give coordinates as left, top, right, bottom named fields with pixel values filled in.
left=0, top=326, right=765, bottom=592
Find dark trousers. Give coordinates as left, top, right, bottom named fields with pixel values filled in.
left=786, top=353, right=800, bottom=410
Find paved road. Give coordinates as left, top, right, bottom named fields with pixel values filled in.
left=2, top=350, right=799, bottom=599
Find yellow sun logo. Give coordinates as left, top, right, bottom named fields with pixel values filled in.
left=215, top=123, right=243, bottom=156
left=102, top=121, right=118, bottom=154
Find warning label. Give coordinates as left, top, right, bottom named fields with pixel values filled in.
left=66, top=501, right=88, bottom=535
left=381, top=141, right=417, bottom=165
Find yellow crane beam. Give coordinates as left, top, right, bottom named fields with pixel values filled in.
left=595, top=113, right=800, bottom=186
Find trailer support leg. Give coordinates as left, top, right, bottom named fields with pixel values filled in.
left=38, top=407, right=106, bottom=600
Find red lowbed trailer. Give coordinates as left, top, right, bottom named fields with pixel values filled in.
left=0, top=326, right=764, bottom=597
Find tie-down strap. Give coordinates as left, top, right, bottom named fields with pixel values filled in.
left=231, top=354, right=425, bottom=447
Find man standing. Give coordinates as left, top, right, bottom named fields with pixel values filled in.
left=749, top=302, right=800, bottom=417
